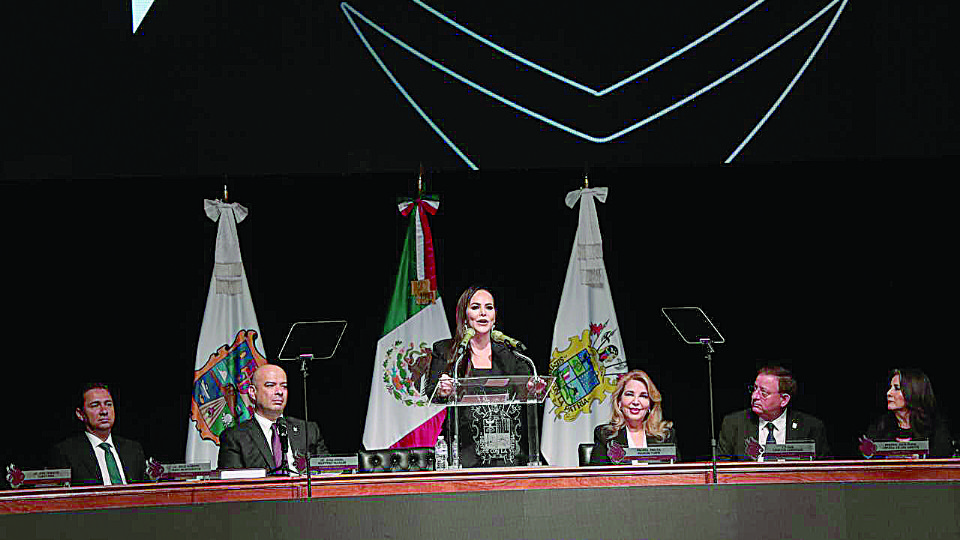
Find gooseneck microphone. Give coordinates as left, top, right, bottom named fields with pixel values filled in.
left=459, top=327, right=476, bottom=348
left=452, top=327, right=476, bottom=380
left=491, top=330, right=527, bottom=352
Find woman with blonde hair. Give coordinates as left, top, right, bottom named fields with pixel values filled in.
left=590, top=369, right=679, bottom=464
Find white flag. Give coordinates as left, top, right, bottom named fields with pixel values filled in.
left=362, top=196, right=451, bottom=450
left=540, top=187, right=628, bottom=467
left=186, top=200, right=267, bottom=468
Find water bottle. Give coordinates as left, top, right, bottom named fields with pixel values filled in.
left=435, top=435, right=448, bottom=470
left=450, top=435, right=460, bottom=469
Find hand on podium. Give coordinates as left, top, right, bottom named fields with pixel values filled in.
left=438, top=374, right=455, bottom=397
left=527, top=376, right=547, bottom=397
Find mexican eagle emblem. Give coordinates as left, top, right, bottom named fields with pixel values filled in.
left=382, top=339, right=433, bottom=407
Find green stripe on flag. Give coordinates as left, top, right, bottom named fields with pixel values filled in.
left=382, top=215, right=425, bottom=335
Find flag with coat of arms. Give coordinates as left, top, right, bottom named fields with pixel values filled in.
left=186, top=199, right=268, bottom=469
left=362, top=194, right=451, bottom=450
left=540, top=187, right=629, bottom=467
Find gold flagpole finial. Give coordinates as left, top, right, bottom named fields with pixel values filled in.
left=418, top=163, right=424, bottom=196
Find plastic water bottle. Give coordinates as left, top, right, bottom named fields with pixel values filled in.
left=435, top=435, right=448, bottom=470
left=450, top=435, right=460, bottom=469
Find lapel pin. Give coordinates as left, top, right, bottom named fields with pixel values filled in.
left=792, top=422, right=798, bottom=429
left=293, top=426, right=299, bottom=433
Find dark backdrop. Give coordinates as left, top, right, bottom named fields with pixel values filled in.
left=4, top=1, right=957, bottom=178
left=1, top=0, right=957, bottom=470
left=2, top=170, right=956, bottom=471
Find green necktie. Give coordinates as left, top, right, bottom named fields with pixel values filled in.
left=98, top=442, right=124, bottom=485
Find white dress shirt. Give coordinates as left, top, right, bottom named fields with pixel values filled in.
left=757, top=409, right=788, bottom=462
left=626, top=429, right=648, bottom=466
left=253, top=413, right=295, bottom=473
left=83, top=431, right=128, bottom=485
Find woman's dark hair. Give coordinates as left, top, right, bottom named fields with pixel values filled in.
left=445, top=285, right=494, bottom=377
left=893, top=368, right=938, bottom=437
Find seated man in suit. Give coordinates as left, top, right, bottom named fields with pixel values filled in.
left=50, top=383, right=146, bottom=485
left=718, top=366, right=830, bottom=461
left=218, top=364, right=328, bottom=472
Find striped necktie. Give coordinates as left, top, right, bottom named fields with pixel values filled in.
left=765, top=423, right=777, bottom=445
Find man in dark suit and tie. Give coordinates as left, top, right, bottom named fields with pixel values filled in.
left=717, top=366, right=830, bottom=461
left=50, top=383, right=146, bottom=485
left=218, top=364, right=328, bottom=472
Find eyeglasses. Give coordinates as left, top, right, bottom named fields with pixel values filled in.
left=747, top=385, right=779, bottom=399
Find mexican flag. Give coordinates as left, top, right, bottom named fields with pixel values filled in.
left=540, top=187, right=628, bottom=467
left=362, top=195, right=450, bottom=450
left=186, top=200, right=267, bottom=469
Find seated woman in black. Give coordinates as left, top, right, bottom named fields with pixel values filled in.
left=862, top=368, right=952, bottom=458
left=590, top=369, right=678, bottom=464
left=425, top=286, right=534, bottom=467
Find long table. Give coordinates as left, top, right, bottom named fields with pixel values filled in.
left=3, top=460, right=959, bottom=539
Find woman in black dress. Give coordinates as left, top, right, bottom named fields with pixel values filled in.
left=862, top=368, right=952, bottom=458
left=426, top=286, right=534, bottom=467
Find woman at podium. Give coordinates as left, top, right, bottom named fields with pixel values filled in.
left=862, top=369, right=952, bottom=458
left=590, top=370, right=679, bottom=465
left=426, top=286, right=536, bottom=468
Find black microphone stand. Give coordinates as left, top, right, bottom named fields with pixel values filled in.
left=299, top=353, right=313, bottom=498
left=702, top=339, right=718, bottom=484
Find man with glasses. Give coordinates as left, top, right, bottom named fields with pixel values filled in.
left=717, top=366, right=830, bottom=461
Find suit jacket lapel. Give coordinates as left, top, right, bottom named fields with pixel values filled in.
left=114, top=437, right=131, bottom=480
left=80, top=436, right=104, bottom=483
left=288, top=418, right=306, bottom=457
left=786, top=410, right=798, bottom=441
left=246, top=420, right=275, bottom=467
left=746, top=412, right=759, bottom=445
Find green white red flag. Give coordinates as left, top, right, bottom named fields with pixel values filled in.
left=362, top=195, right=450, bottom=450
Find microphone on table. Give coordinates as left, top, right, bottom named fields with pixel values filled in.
left=276, top=417, right=289, bottom=456
left=266, top=417, right=291, bottom=476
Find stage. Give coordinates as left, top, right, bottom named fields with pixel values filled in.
left=3, top=460, right=958, bottom=539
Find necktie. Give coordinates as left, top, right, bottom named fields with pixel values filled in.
left=98, top=442, right=124, bottom=485
left=271, top=423, right=284, bottom=469
left=765, top=423, right=777, bottom=445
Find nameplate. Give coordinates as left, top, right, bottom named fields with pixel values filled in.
left=309, top=455, right=359, bottom=474
left=622, top=445, right=678, bottom=463
left=762, top=441, right=816, bottom=461
left=6, top=468, right=71, bottom=489
left=148, top=462, right=212, bottom=482
left=216, top=468, right=267, bottom=480
left=872, top=440, right=929, bottom=458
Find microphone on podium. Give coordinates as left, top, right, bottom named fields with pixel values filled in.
left=491, top=330, right=527, bottom=352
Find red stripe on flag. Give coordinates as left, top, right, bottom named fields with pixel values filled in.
left=389, top=410, right=446, bottom=449
left=417, top=201, right=438, bottom=290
